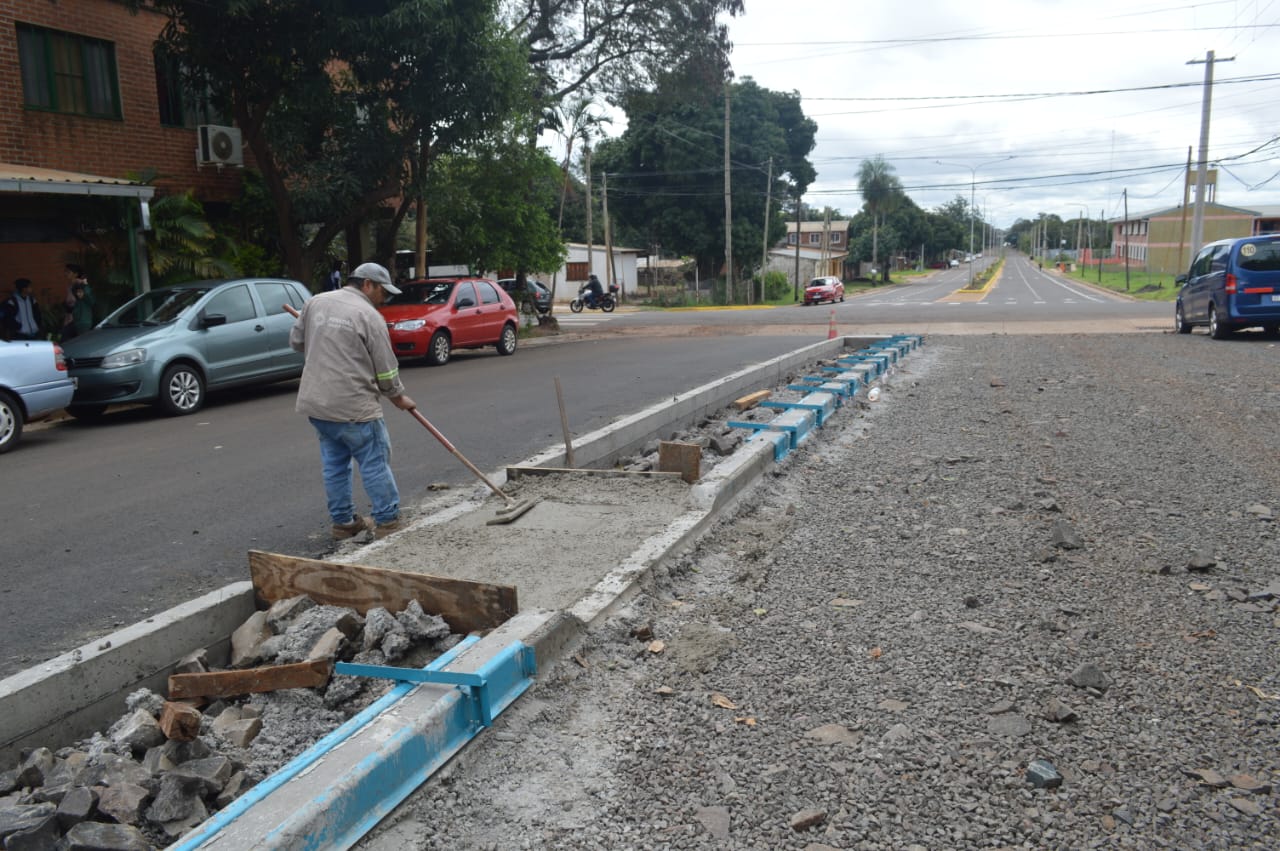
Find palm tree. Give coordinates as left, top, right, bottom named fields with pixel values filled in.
left=543, top=96, right=610, bottom=307
left=857, top=156, right=903, bottom=283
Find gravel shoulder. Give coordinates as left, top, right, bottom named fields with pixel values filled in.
left=361, top=332, right=1280, bottom=850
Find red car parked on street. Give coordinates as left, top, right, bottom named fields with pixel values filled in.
left=803, top=276, right=845, bottom=306
left=379, top=277, right=518, bottom=366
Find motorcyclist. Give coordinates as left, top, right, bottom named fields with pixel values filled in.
left=583, top=274, right=604, bottom=308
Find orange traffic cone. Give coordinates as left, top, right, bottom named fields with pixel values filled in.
left=827, top=307, right=837, bottom=340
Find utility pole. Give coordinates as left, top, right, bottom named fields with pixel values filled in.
left=1187, top=50, right=1234, bottom=259
left=584, top=140, right=594, bottom=283
left=723, top=84, right=733, bottom=304
left=1098, top=208, right=1104, bottom=283
left=1177, top=145, right=1192, bottom=273
left=1123, top=188, right=1131, bottom=292
left=759, top=157, right=772, bottom=306
left=602, top=172, right=617, bottom=299
left=792, top=195, right=802, bottom=302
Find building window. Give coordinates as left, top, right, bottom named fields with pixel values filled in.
left=808, top=233, right=821, bottom=245
left=154, top=47, right=222, bottom=127
left=787, top=233, right=797, bottom=245
left=566, top=261, right=589, bottom=281
left=17, top=24, right=121, bottom=119
left=830, top=232, right=842, bottom=245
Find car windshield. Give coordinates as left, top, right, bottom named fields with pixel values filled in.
left=103, top=288, right=209, bottom=327
left=386, top=282, right=455, bottom=306
left=1238, top=241, right=1280, bottom=272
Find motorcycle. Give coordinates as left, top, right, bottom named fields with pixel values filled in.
left=569, top=281, right=619, bottom=313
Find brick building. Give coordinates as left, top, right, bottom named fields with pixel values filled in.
left=1, top=0, right=243, bottom=312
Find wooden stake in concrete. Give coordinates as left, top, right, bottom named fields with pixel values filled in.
left=555, top=376, right=574, bottom=467
left=658, top=441, right=702, bottom=483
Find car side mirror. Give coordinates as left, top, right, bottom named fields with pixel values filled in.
left=1175, top=274, right=1187, bottom=285
left=200, top=312, right=227, bottom=328
left=455, top=297, right=476, bottom=309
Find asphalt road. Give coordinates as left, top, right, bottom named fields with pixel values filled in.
left=2, top=263, right=1174, bottom=676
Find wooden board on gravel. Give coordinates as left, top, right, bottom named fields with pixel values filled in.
left=248, top=550, right=517, bottom=634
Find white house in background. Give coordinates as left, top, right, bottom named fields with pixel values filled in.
left=547, top=243, right=640, bottom=299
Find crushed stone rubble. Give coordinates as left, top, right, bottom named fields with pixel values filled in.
left=0, top=596, right=458, bottom=850
left=357, top=333, right=1279, bottom=850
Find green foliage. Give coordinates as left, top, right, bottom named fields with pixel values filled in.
left=145, top=0, right=536, bottom=280
left=426, top=138, right=566, bottom=275
left=593, top=77, right=817, bottom=284
left=147, top=190, right=236, bottom=285
left=761, top=270, right=790, bottom=300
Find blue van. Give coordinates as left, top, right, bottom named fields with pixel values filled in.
left=1175, top=234, right=1280, bottom=338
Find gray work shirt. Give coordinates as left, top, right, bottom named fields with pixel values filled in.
left=290, top=286, right=405, bottom=422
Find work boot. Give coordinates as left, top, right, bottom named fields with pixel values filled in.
left=332, top=514, right=373, bottom=540
left=373, top=518, right=402, bottom=540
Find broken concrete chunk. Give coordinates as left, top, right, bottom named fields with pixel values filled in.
left=1044, top=697, right=1078, bottom=723
left=55, top=785, right=97, bottom=829
left=1050, top=519, right=1083, bottom=549
left=172, top=649, right=209, bottom=676
left=3, top=808, right=60, bottom=850
left=1067, top=662, right=1112, bottom=692
left=218, top=718, right=263, bottom=749
left=157, top=796, right=208, bottom=841
left=215, top=771, right=246, bottom=809
left=306, top=627, right=347, bottom=662
left=16, top=748, right=56, bottom=788
left=265, top=594, right=317, bottom=633
left=73, top=755, right=152, bottom=790
left=110, top=709, right=166, bottom=754
left=1187, top=547, right=1217, bottom=573
left=361, top=607, right=399, bottom=652
left=167, top=756, right=232, bottom=797
left=65, top=821, right=153, bottom=851
left=230, top=611, right=273, bottom=668
left=95, top=782, right=151, bottom=826
left=146, top=771, right=205, bottom=823
left=396, top=600, right=450, bottom=642
left=0, top=803, right=57, bottom=844
left=789, top=807, right=826, bottom=831
left=123, top=689, right=165, bottom=717
left=1027, top=759, right=1063, bottom=788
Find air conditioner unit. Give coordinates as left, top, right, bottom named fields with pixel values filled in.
left=197, top=124, right=243, bottom=167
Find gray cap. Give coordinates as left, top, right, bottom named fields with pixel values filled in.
left=348, top=262, right=401, bottom=295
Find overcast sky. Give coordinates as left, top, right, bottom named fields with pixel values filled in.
left=721, top=0, right=1280, bottom=228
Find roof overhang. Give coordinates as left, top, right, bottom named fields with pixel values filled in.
left=0, top=164, right=155, bottom=200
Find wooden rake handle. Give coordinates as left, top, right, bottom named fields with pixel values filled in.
left=407, top=407, right=514, bottom=507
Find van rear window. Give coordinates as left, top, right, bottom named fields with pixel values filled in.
left=1237, top=241, right=1280, bottom=272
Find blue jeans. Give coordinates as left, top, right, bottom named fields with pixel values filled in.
left=309, top=418, right=400, bottom=525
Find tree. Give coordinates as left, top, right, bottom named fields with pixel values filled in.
left=425, top=138, right=566, bottom=278
left=593, top=77, right=816, bottom=289
left=508, top=0, right=744, bottom=102
left=857, top=156, right=904, bottom=284
left=146, top=0, right=534, bottom=284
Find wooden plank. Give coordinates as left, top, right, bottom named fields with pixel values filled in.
left=657, top=441, right=701, bottom=484
left=247, top=550, right=516, bottom=634
left=732, top=389, right=771, bottom=411
left=159, top=701, right=203, bottom=741
left=169, top=659, right=332, bottom=700
left=505, top=465, right=683, bottom=480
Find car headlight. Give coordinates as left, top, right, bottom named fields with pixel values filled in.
left=393, top=319, right=427, bottom=331
left=101, top=348, right=146, bottom=369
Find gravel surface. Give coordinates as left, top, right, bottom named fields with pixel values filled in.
left=361, top=332, right=1280, bottom=850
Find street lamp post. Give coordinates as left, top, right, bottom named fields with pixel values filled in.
left=937, top=157, right=1013, bottom=287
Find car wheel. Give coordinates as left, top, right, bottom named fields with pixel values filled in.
left=839, top=293, right=845, bottom=302
left=1174, top=302, right=1192, bottom=334
left=519, top=298, right=535, bottom=317
left=569, top=299, right=584, bottom=314
left=1208, top=305, right=1231, bottom=340
left=158, top=363, right=205, bottom=415
left=0, top=390, right=23, bottom=454
left=496, top=323, right=517, bottom=356
left=67, top=404, right=108, bottom=421
left=426, top=330, right=452, bottom=366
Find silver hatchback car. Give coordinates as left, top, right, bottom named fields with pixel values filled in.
left=62, top=278, right=311, bottom=417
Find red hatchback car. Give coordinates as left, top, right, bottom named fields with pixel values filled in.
left=804, top=276, right=845, bottom=305
left=379, top=277, right=518, bottom=366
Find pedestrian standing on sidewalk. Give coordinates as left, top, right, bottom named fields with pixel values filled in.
left=1, top=278, right=43, bottom=341
left=289, top=262, right=416, bottom=540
